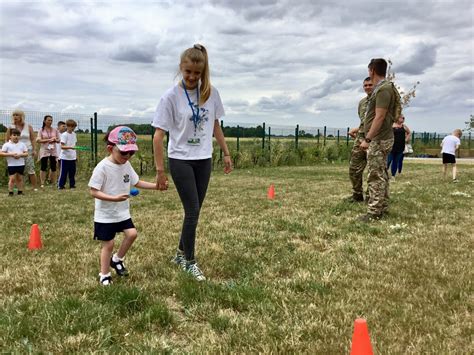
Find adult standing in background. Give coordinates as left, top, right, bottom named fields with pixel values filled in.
left=387, top=115, right=411, bottom=180
left=5, top=109, right=38, bottom=191
left=153, top=44, right=232, bottom=281
left=37, top=115, right=60, bottom=188
left=346, top=77, right=373, bottom=202
left=359, top=58, right=400, bottom=221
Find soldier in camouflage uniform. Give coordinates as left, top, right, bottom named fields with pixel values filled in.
left=359, top=58, right=400, bottom=221
left=347, top=77, right=373, bottom=202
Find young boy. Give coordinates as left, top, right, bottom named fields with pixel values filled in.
left=440, top=128, right=462, bottom=182
left=58, top=119, right=78, bottom=189
left=54, top=121, right=67, bottom=181
left=88, top=126, right=158, bottom=286
left=1, top=128, right=28, bottom=195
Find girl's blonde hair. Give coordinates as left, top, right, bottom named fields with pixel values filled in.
left=180, top=44, right=211, bottom=105
left=11, top=109, right=25, bottom=125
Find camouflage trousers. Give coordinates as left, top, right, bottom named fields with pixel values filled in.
left=349, top=137, right=367, bottom=196
left=367, top=138, right=394, bottom=215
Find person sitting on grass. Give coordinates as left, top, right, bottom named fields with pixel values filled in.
left=88, top=126, right=160, bottom=286
left=440, top=128, right=462, bottom=182
left=1, top=128, right=28, bottom=196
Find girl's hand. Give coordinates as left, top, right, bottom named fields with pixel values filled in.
left=223, top=155, right=233, bottom=174
left=156, top=171, right=169, bottom=191
left=114, top=194, right=130, bottom=202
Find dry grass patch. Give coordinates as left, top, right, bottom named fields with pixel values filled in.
left=0, top=161, right=472, bottom=352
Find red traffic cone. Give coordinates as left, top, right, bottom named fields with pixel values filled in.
left=350, top=318, right=374, bottom=355
left=28, top=224, right=43, bottom=250
left=267, top=184, right=275, bottom=199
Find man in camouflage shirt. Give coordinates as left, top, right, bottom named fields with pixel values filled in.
left=347, top=77, right=373, bottom=202
left=359, top=58, right=399, bottom=221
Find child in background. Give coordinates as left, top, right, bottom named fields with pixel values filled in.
left=55, top=121, right=67, bottom=182
left=1, top=128, right=28, bottom=195
left=440, top=128, right=462, bottom=182
left=88, top=126, right=158, bottom=286
left=58, top=119, right=78, bottom=189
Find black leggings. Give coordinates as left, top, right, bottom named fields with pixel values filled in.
left=169, top=158, right=212, bottom=262
left=40, top=156, right=57, bottom=172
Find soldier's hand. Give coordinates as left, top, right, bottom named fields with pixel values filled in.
left=360, top=140, right=369, bottom=151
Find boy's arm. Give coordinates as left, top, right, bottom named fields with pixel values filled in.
left=135, top=180, right=159, bottom=190
left=61, top=142, right=76, bottom=150
left=90, top=187, right=129, bottom=202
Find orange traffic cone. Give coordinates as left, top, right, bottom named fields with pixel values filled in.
left=28, top=224, right=43, bottom=250
left=267, top=184, right=275, bottom=199
left=350, top=318, right=373, bottom=355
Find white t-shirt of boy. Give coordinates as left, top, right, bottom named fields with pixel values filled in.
left=88, top=158, right=139, bottom=223
left=2, top=141, right=27, bottom=166
left=441, top=135, right=461, bottom=156
left=152, top=84, right=225, bottom=160
left=60, top=131, right=77, bottom=160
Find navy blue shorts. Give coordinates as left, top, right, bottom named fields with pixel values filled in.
left=442, top=153, right=456, bottom=164
left=94, top=218, right=135, bottom=241
left=8, top=165, right=25, bottom=176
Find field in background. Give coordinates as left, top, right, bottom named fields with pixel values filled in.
left=0, top=161, right=473, bottom=353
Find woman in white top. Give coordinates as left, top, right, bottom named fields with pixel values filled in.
left=5, top=109, right=38, bottom=190
left=152, top=44, right=232, bottom=281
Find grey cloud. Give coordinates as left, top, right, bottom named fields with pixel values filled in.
left=396, top=43, right=437, bottom=75
left=111, top=45, right=158, bottom=63
left=449, top=67, right=474, bottom=82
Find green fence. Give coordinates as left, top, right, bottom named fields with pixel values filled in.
left=1, top=109, right=473, bottom=186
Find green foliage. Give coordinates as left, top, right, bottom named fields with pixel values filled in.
left=0, top=123, right=7, bottom=133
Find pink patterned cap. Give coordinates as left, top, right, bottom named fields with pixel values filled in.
left=107, top=126, right=138, bottom=152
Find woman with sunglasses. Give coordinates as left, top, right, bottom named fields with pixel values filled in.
left=152, top=44, right=232, bottom=281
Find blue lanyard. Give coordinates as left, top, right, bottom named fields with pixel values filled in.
left=182, top=80, right=200, bottom=131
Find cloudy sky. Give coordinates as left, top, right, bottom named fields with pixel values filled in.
left=1, top=0, right=473, bottom=132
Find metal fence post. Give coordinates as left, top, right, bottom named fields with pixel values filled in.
left=268, top=126, right=271, bottom=150
left=337, top=129, right=340, bottom=145
left=90, top=117, right=94, bottom=166
left=295, top=124, right=299, bottom=149
left=93, top=112, right=98, bottom=165
left=323, top=126, right=326, bottom=146
left=469, top=132, right=472, bottom=149
left=317, top=129, right=320, bottom=145
left=412, top=131, right=415, bottom=145
left=346, top=127, right=349, bottom=146
left=220, top=119, right=223, bottom=162
left=262, top=122, right=265, bottom=150
left=237, top=125, right=240, bottom=152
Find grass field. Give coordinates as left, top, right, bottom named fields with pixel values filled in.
left=0, top=161, right=473, bottom=353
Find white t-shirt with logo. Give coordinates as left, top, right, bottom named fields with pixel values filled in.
left=152, top=84, right=225, bottom=160
left=88, top=158, right=139, bottom=223
left=2, top=141, right=28, bottom=166
left=60, top=131, right=77, bottom=160
left=441, top=135, right=461, bottom=156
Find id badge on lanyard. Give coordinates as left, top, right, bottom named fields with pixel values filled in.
left=183, top=80, right=202, bottom=146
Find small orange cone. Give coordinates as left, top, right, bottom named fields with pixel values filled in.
left=267, top=184, right=275, bottom=199
left=350, top=318, right=373, bottom=355
left=28, top=224, right=43, bottom=250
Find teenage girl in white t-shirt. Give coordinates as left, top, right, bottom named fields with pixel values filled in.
left=152, top=44, right=233, bottom=281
